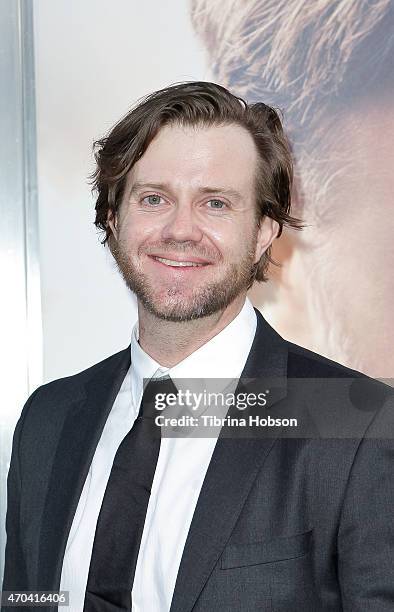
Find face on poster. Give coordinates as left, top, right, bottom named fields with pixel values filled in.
left=190, top=0, right=394, bottom=379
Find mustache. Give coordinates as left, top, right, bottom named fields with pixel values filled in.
left=141, top=242, right=220, bottom=262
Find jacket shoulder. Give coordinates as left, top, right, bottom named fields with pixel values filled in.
left=27, top=346, right=130, bottom=405
left=285, top=340, right=365, bottom=378
left=285, top=340, right=393, bottom=411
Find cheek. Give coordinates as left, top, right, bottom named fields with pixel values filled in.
left=204, top=219, right=246, bottom=249
left=207, top=217, right=259, bottom=259
left=119, top=213, right=161, bottom=246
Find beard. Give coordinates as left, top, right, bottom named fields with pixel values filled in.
left=111, top=237, right=258, bottom=322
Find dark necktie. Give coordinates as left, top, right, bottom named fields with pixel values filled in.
left=83, top=374, right=177, bottom=611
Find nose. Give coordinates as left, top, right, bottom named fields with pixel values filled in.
left=161, top=203, right=203, bottom=243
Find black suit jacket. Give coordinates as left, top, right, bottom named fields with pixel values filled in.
left=2, top=309, right=394, bottom=611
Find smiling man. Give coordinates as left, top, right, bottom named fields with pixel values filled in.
left=108, top=122, right=272, bottom=329
left=3, top=82, right=394, bottom=612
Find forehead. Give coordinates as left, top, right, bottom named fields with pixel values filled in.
left=128, top=123, right=258, bottom=192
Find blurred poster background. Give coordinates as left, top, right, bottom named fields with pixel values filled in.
left=1, top=0, right=393, bottom=582
left=190, top=0, right=394, bottom=378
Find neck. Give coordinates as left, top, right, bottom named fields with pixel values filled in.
left=137, top=294, right=247, bottom=367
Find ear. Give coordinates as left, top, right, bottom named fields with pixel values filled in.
left=254, top=216, right=280, bottom=264
left=106, top=208, right=118, bottom=241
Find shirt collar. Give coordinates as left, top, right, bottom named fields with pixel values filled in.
left=130, top=297, right=257, bottom=407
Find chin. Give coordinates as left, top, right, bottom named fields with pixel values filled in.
left=139, top=291, right=226, bottom=322
left=143, top=303, right=212, bottom=322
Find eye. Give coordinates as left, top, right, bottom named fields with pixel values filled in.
left=143, top=194, right=164, bottom=206
left=207, top=199, right=226, bottom=210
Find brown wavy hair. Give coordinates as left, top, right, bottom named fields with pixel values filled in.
left=91, top=81, right=302, bottom=282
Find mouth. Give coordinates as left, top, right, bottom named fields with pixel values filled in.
left=148, top=255, right=212, bottom=269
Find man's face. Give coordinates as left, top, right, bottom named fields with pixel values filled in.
left=109, top=122, right=276, bottom=321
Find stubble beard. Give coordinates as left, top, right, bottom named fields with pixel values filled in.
left=111, top=238, right=258, bottom=322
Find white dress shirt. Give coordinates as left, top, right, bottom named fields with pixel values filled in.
left=60, top=297, right=257, bottom=611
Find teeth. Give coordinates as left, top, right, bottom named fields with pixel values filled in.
left=154, top=257, right=203, bottom=267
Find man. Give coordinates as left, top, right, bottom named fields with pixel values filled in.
left=2, top=82, right=394, bottom=611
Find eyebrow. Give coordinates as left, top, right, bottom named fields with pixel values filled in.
left=128, top=181, right=242, bottom=201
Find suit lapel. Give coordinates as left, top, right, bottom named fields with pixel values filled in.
left=170, top=309, right=288, bottom=612
left=37, top=347, right=131, bottom=590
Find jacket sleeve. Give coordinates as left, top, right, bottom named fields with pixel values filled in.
left=2, top=389, right=40, bottom=597
left=338, top=395, right=394, bottom=611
